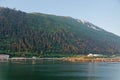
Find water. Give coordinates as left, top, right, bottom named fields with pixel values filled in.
left=0, top=60, right=120, bottom=80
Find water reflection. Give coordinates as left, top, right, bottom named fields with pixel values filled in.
left=0, top=62, right=9, bottom=80
left=0, top=60, right=120, bottom=80
left=32, top=59, right=36, bottom=64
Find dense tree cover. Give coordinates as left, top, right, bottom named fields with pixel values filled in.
left=0, top=7, right=120, bottom=57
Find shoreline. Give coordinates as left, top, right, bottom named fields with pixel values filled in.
left=0, top=57, right=120, bottom=62
left=66, top=57, right=120, bottom=62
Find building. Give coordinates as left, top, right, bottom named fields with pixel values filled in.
left=87, top=53, right=93, bottom=57
left=0, top=54, right=9, bottom=60
left=87, top=53, right=103, bottom=57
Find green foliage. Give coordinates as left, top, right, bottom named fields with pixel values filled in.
left=0, top=7, right=120, bottom=57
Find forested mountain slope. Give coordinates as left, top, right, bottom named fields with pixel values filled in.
left=0, top=7, right=120, bottom=57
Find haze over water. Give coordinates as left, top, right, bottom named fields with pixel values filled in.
left=0, top=60, right=120, bottom=80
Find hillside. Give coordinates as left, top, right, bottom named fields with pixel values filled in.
left=0, top=7, right=120, bottom=57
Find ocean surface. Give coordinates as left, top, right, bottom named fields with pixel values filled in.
left=0, top=60, right=120, bottom=80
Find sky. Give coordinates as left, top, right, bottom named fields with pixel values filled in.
left=0, top=0, right=120, bottom=36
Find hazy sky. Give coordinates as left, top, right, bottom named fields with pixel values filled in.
left=0, top=0, right=120, bottom=36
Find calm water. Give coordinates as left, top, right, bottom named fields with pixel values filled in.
left=0, top=60, right=120, bottom=80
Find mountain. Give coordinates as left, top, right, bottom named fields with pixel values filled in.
left=0, top=7, right=120, bottom=57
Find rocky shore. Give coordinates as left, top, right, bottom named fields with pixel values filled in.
left=1, top=57, right=120, bottom=62
left=8, top=57, right=120, bottom=62
left=66, top=57, right=120, bottom=62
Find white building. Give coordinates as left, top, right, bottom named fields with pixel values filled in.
left=87, top=53, right=102, bottom=57
left=0, top=54, right=9, bottom=60
left=87, top=53, right=93, bottom=57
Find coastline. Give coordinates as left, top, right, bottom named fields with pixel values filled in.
left=0, top=57, right=119, bottom=62
left=66, top=57, right=120, bottom=62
